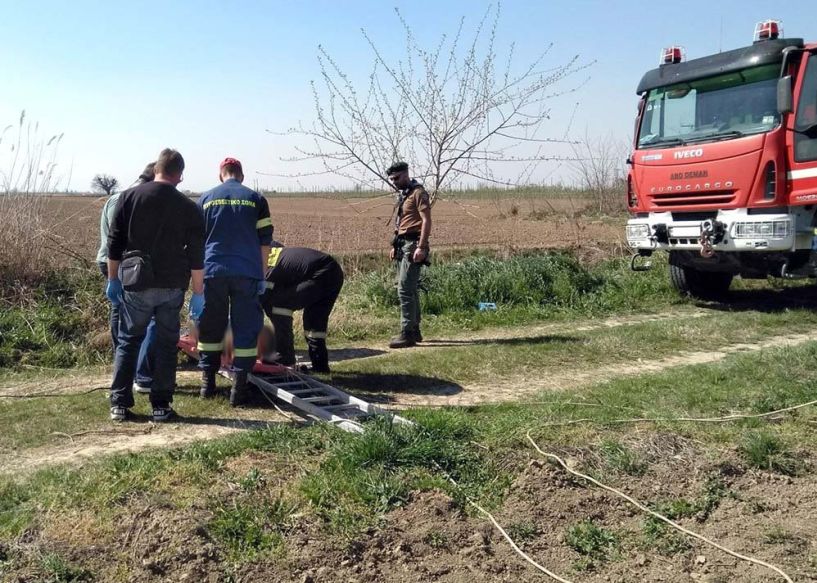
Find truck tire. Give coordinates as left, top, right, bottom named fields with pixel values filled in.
left=669, top=262, right=733, bottom=299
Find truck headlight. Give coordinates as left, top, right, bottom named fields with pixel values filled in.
left=731, top=219, right=790, bottom=239
left=626, top=224, right=651, bottom=240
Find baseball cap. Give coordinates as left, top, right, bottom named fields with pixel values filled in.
left=219, top=157, right=243, bottom=173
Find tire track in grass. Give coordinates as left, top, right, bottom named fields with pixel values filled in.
left=382, top=331, right=817, bottom=408
left=329, top=307, right=711, bottom=364
left=0, top=408, right=291, bottom=478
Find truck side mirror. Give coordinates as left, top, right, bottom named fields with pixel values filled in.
left=777, top=76, right=793, bottom=114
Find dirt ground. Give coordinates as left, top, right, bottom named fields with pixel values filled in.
left=5, top=444, right=814, bottom=582
left=44, top=194, right=621, bottom=261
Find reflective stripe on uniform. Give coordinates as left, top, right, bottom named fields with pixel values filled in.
left=305, top=330, right=327, bottom=339
left=257, top=217, right=272, bottom=229
left=268, top=247, right=283, bottom=267
left=197, top=341, right=224, bottom=352
left=271, top=306, right=293, bottom=317
left=233, top=347, right=258, bottom=357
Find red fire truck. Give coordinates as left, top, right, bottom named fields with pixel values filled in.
left=626, top=21, right=817, bottom=297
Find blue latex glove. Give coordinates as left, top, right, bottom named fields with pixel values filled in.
left=189, top=293, right=205, bottom=320
left=257, top=280, right=268, bottom=295
left=106, top=279, right=123, bottom=305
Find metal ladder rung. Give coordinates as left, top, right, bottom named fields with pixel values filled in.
left=325, top=403, right=361, bottom=411
left=286, top=388, right=326, bottom=395
left=302, top=396, right=342, bottom=404
left=339, top=409, right=371, bottom=419
left=273, top=381, right=313, bottom=388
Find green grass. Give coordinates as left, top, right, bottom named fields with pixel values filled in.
left=565, top=520, right=619, bottom=569
left=299, top=413, right=504, bottom=535
left=423, top=530, right=450, bottom=548
left=331, top=306, right=817, bottom=393
left=340, top=251, right=684, bottom=341
left=0, top=267, right=108, bottom=368
left=208, top=495, right=296, bottom=561
left=739, top=431, right=804, bottom=476
left=0, top=376, right=270, bottom=452
left=505, top=520, right=539, bottom=543
left=1, top=318, right=816, bottom=573
left=4, top=303, right=817, bottom=456
left=39, top=552, right=93, bottom=582
left=598, top=439, right=647, bottom=476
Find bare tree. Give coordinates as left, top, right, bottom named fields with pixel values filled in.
left=272, top=5, right=591, bottom=202
left=91, top=174, right=119, bottom=196
left=570, top=131, right=628, bottom=215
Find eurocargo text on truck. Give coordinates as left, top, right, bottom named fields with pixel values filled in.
left=626, top=20, right=817, bottom=298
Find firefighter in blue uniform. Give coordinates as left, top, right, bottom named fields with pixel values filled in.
left=197, top=158, right=273, bottom=406
left=261, top=244, right=344, bottom=373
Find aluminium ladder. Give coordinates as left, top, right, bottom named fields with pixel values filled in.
left=178, top=335, right=412, bottom=433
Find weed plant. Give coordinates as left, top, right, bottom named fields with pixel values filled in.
left=0, top=267, right=106, bottom=367
left=357, top=250, right=678, bottom=321
left=565, top=520, right=619, bottom=569
left=739, top=431, right=803, bottom=476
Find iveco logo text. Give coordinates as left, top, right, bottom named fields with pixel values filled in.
left=674, top=148, right=704, bottom=160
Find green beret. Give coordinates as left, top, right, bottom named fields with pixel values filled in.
left=386, top=161, right=409, bottom=175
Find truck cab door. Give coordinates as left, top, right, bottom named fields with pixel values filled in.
left=787, top=51, right=817, bottom=204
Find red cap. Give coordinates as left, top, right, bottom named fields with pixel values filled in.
left=219, top=157, right=243, bottom=173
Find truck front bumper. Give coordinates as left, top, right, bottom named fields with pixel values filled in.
left=625, top=209, right=808, bottom=253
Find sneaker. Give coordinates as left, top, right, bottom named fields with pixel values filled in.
left=134, top=383, right=151, bottom=394
left=388, top=333, right=416, bottom=349
left=152, top=406, right=177, bottom=422
left=110, top=406, right=131, bottom=422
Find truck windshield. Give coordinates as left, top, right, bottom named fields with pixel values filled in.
left=638, top=64, right=780, bottom=149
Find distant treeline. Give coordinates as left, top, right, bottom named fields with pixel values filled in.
left=9, top=183, right=596, bottom=200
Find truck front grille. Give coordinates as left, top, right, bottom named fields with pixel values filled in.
left=652, top=190, right=735, bottom=208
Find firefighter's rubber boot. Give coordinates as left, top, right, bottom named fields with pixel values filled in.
left=200, top=370, right=217, bottom=399
left=388, top=332, right=416, bottom=349
left=409, top=328, right=423, bottom=343
left=271, top=315, right=296, bottom=366
left=229, top=371, right=249, bottom=408
left=306, top=337, right=330, bottom=373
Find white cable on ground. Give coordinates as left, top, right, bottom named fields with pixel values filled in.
left=526, top=432, right=794, bottom=583
left=434, top=463, right=573, bottom=583
left=542, top=398, right=817, bottom=427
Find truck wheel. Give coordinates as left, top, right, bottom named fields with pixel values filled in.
left=669, top=263, right=733, bottom=299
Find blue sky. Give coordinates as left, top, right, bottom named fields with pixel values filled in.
left=1, top=0, right=814, bottom=192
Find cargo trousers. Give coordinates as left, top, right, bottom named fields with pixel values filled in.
left=397, top=239, right=422, bottom=335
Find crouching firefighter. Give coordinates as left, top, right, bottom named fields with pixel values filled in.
left=260, top=244, right=344, bottom=373
left=197, top=158, right=273, bottom=406
left=387, top=161, right=431, bottom=349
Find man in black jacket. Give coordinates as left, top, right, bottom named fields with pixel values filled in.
left=260, top=245, right=344, bottom=373
left=106, top=148, right=205, bottom=422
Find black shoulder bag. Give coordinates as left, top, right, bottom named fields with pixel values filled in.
left=119, top=214, right=169, bottom=291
